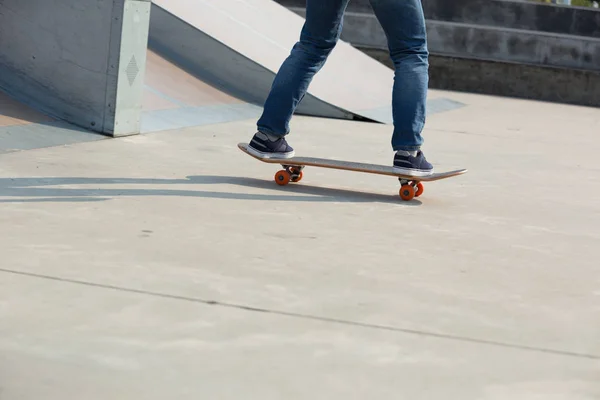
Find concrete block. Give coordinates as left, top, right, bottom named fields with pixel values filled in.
left=0, top=0, right=151, bottom=136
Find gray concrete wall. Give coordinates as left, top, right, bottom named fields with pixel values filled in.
left=0, top=0, right=151, bottom=137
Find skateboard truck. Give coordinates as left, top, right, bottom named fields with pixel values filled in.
left=398, top=178, right=425, bottom=201
left=277, top=164, right=305, bottom=184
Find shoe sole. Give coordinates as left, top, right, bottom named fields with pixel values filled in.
left=392, top=166, right=434, bottom=177
left=247, top=144, right=295, bottom=159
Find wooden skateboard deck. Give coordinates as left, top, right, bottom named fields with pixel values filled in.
left=238, top=143, right=467, bottom=200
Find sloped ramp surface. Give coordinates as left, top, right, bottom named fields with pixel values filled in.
left=149, top=0, right=463, bottom=125
left=141, top=50, right=262, bottom=133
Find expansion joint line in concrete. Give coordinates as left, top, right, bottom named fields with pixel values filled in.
left=1, top=267, right=597, bottom=361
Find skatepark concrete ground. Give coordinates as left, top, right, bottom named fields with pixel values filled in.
left=1, top=90, right=599, bottom=399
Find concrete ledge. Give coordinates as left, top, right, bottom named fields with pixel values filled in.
left=426, top=21, right=600, bottom=72
left=364, top=47, right=600, bottom=108
left=340, top=14, right=600, bottom=72
left=274, top=0, right=600, bottom=38
left=421, top=0, right=600, bottom=38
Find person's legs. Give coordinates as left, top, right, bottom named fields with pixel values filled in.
left=247, top=0, right=349, bottom=159
left=370, top=0, right=433, bottom=176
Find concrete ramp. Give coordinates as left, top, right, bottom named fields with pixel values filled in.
left=141, top=50, right=262, bottom=133
left=1, top=0, right=465, bottom=150
left=0, top=49, right=262, bottom=152
left=149, top=0, right=400, bottom=124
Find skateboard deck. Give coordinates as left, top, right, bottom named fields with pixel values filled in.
left=238, top=143, right=467, bottom=200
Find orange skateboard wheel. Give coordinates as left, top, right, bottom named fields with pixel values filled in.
left=415, top=182, right=424, bottom=197
left=399, top=184, right=415, bottom=201
left=275, top=170, right=291, bottom=185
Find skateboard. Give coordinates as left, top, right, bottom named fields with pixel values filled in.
left=238, top=143, right=467, bottom=201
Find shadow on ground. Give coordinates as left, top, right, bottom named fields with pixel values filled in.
left=0, top=175, right=420, bottom=205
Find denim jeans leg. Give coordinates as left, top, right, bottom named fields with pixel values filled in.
left=369, top=0, right=429, bottom=151
left=256, top=0, right=350, bottom=137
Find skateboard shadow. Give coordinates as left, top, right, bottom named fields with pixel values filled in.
left=186, top=175, right=422, bottom=205
left=0, top=175, right=421, bottom=205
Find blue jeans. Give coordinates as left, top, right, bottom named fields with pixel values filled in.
left=257, top=0, right=429, bottom=151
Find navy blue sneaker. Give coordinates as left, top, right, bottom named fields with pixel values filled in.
left=393, top=150, right=434, bottom=177
left=247, top=132, right=295, bottom=159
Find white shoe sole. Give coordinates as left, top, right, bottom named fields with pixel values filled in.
left=393, top=166, right=434, bottom=177
left=247, top=145, right=295, bottom=159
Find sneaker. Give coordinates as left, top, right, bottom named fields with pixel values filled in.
left=247, top=131, right=295, bottom=159
left=393, top=150, right=434, bottom=177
